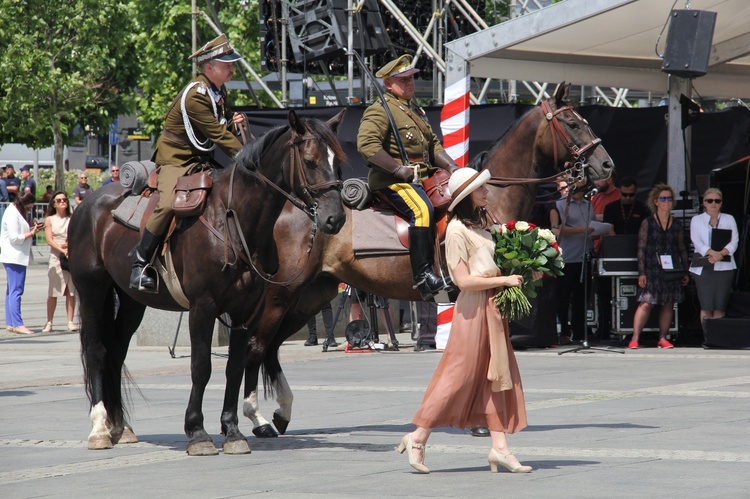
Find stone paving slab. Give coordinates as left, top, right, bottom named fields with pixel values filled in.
left=1, top=327, right=750, bottom=498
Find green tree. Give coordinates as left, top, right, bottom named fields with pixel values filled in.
left=0, top=0, right=140, bottom=191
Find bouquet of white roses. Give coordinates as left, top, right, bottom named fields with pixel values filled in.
left=491, top=221, right=565, bottom=320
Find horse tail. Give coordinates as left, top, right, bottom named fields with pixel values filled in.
left=80, top=286, right=132, bottom=429
left=260, top=345, right=282, bottom=400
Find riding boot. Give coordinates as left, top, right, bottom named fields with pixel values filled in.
left=129, top=229, right=162, bottom=293
left=408, top=226, right=452, bottom=300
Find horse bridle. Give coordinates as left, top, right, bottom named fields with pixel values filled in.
left=487, top=102, right=602, bottom=189
left=220, top=128, right=342, bottom=287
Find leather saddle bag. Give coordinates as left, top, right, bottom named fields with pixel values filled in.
left=422, top=169, right=451, bottom=211
left=173, top=172, right=212, bottom=218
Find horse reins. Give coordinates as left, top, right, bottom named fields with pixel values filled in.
left=486, top=103, right=602, bottom=189
left=221, top=129, right=341, bottom=288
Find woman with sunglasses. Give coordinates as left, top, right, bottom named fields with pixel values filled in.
left=689, top=188, right=738, bottom=325
left=41, top=192, right=77, bottom=333
left=0, top=192, right=42, bottom=334
left=630, top=184, right=689, bottom=349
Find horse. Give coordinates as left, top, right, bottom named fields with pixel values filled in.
left=240, top=82, right=615, bottom=437
left=67, top=109, right=347, bottom=455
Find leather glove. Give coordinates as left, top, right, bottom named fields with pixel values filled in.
left=368, top=149, right=415, bottom=182
left=434, top=150, right=460, bottom=173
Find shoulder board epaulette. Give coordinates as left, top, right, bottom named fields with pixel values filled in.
left=195, top=83, right=207, bottom=95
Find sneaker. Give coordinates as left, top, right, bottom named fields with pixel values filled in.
left=657, top=338, right=674, bottom=349
left=304, top=337, right=318, bottom=346
left=327, top=339, right=339, bottom=348
left=42, top=322, right=53, bottom=333
left=628, top=340, right=639, bottom=349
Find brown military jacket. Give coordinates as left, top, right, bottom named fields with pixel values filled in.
left=154, top=73, right=242, bottom=168
left=357, top=92, right=446, bottom=191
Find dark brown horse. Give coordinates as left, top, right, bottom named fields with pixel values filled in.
left=241, top=83, right=615, bottom=437
left=68, top=110, right=347, bottom=455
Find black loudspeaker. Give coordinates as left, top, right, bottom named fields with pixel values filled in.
left=661, top=9, right=717, bottom=78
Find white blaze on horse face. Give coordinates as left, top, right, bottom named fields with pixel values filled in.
left=242, top=390, right=271, bottom=428
left=327, top=145, right=335, bottom=174
left=89, top=401, right=110, bottom=439
left=274, top=371, right=293, bottom=422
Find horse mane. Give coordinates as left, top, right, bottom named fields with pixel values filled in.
left=298, top=116, right=347, bottom=164
left=234, top=124, right=290, bottom=172
left=233, top=116, right=347, bottom=173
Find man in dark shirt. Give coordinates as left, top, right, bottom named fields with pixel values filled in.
left=603, top=177, right=649, bottom=235
left=3, top=164, right=21, bottom=202
left=19, top=165, right=36, bottom=197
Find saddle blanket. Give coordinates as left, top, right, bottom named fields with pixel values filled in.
left=112, top=194, right=150, bottom=230
left=351, top=209, right=408, bottom=257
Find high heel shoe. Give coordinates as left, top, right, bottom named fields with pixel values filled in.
left=42, top=322, right=53, bottom=333
left=488, top=449, right=532, bottom=473
left=396, top=434, right=429, bottom=474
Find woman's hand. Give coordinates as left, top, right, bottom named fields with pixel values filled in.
left=500, top=274, right=524, bottom=288
left=638, top=275, right=647, bottom=289
left=232, top=112, right=246, bottom=125
left=531, top=270, right=543, bottom=282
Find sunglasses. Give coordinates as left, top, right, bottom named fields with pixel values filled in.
left=55, top=198, right=68, bottom=204
left=621, top=192, right=636, bottom=198
left=658, top=196, right=673, bottom=202
left=704, top=198, right=722, bottom=204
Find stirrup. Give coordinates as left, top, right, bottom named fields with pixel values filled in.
left=135, top=264, right=160, bottom=293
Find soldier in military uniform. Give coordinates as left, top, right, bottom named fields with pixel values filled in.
left=130, top=34, right=246, bottom=292
left=357, top=54, right=459, bottom=300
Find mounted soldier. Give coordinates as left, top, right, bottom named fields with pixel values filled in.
left=357, top=54, right=458, bottom=300
left=129, top=34, right=247, bottom=292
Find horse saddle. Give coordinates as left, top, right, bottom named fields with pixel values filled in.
left=370, top=194, right=448, bottom=249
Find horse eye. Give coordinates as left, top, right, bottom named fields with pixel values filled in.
left=568, top=122, right=579, bottom=130
left=305, top=159, right=317, bottom=168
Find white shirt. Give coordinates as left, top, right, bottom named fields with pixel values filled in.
left=689, top=212, right=738, bottom=275
left=0, top=204, right=33, bottom=266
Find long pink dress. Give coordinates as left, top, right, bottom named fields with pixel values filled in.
left=411, top=219, right=527, bottom=433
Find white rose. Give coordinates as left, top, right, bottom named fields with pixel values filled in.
left=538, top=228, right=556, bottom=244
left=490, top=224, right=501, bottom=235
left=515, top=221, right=530, bottom=231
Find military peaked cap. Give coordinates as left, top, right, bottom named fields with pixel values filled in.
left=189, top=34, right=243, bottom=64
left=375, top=54, right=419, bottom=78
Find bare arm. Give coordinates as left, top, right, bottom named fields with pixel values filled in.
left=451, top=258, right=523, bottom=292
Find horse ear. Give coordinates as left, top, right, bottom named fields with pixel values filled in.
left=553, top=82, right=570, bottom=105
left=326, top=109, right=347, bottom=133
left=288, top=110, right=306, bottom=135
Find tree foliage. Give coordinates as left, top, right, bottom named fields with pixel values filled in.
left=132, top=0, right=263, bottom=135
left=0, top=0, right=139, bottom=189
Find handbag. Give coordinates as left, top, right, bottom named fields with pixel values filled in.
left=422, top=169, right=451, bottom=211
left=59, top=252, right=70, bottom=272
left=656, top=252, right=685, bottom=282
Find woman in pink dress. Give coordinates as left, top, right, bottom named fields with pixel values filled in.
left=397, top=168, right=532, bottom=474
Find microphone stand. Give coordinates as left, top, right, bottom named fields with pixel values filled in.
left=559, top=194, right=623, bottom=355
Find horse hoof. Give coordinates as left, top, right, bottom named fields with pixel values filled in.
left=187, top=440, right=219, bottom=456
left=252, top=424, right=278, bottom=438
left=88, top=434, right=114, bottom=450
left=111, top=427, right=139, bottom=445
left=223, top=439, right=251, bottom=455
left=272, top=413, right=289, bottom=435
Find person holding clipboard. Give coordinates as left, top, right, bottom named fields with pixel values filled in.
left=689, top=188, right=739, bottom=324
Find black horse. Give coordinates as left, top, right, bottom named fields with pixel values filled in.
left=68, top=110, right=347, bottom=455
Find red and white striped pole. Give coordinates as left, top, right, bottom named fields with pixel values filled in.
left=440, top=76, right=471, bottom=167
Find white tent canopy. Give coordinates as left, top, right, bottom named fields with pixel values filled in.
left=443, top=0, right=750, bottom=191
left=444, top=0, right=750, bottom=100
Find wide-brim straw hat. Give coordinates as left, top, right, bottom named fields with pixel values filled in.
left=448, top=168, right=491, bottom=211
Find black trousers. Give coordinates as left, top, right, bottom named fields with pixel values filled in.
left=556, top=262, right=587, bottom=340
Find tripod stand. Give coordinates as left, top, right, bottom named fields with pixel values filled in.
left=325, top=285, right=399, bottom=352
left=559, top=199, right=623, bottom=355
